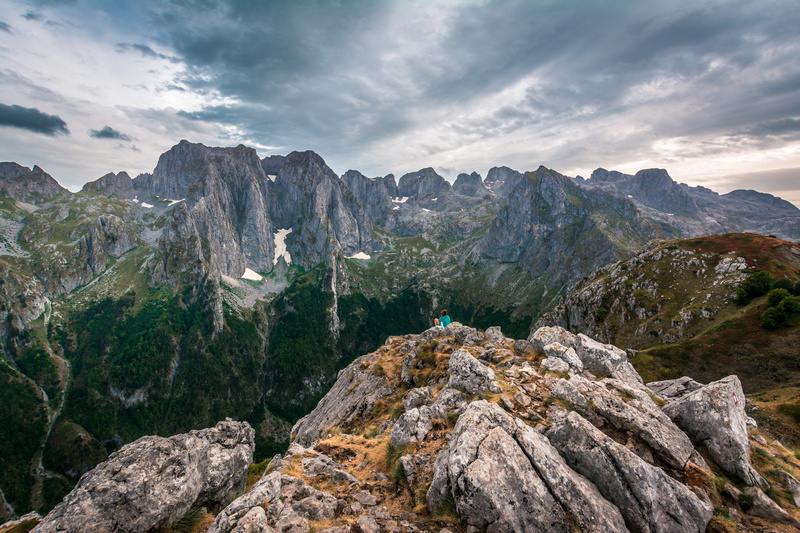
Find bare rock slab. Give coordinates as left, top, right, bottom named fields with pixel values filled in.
left=33, top=419, right=255, bottom=533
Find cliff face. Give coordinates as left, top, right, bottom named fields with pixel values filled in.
left=480, top=166, right=661, bottom=288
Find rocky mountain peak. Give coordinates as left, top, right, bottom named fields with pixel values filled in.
left=723, top=189, right=799, bottom=212
left=81, top=171, right=134, bottom=198
left=0, top=163, right=68, bottom=204
left=397, top=167, right=451, bottom=199
left=452, top=171, right=489, bottom=197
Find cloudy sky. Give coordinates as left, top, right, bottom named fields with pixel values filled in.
left=0, top=0, right=798, bottom=205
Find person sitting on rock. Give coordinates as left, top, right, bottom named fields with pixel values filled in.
left=435, top=309, right=451, bottom=329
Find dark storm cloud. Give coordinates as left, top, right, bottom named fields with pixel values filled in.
left=138, top=0, right=799, bottom=168
left=0, top=21, right=10, bottom=32
left=88, top=126, right=132, bottom=141
left=23, top=12, right=43, bottom=21
left=0, top=103, right=69, bottom=135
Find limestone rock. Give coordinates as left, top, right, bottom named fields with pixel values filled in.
left=390, top=407, right=433, bottom=448
left=547, top=408, right=712, bottom=533
left=209, top=471, right=282, bottom=533
left=429, top=401, right=627, bottom=533
left=447, top=323, right=485, bottom=347
left=571, top=376, right=694, bottom=470
left=743, top=487, right=800, bottom=527
left=448, top=349, right=500, bottom=395
left=542, top=342, right=583, bottom=372
left=663, top=375, right=767, bottom=487
left=33, top=419, right=255, bottom=533
left=647, top=376, right=703, bottom=402
left=292, top=353, right=395, bottom=447
left=403, top=387, right=433, bottom=411
left=541, top=356, right=570, bottom=374
left=428, top=388, right=467, bottom=419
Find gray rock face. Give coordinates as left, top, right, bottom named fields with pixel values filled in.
left=565, top=376, right=694, bottom=470
left=447, top=322, right=485, bottom=347
left=82, top=171, right=135, bottom=198
left=341, top=169, right=397, bottom=224
left=33, top=419, right=255, bottom=533
left=484, top=166, right=523, bottom=198
left=427, top=401, right=627, bottom=533
left=663, top=375, right=767, bottom=487
left=291, top=353, right=395, bottom=447
left=397, top=168, right=451, bottom=200
left=546, top=408, right=713, bottom=533
left=269, top=150, right=376, bottom=267
left=448, top=349, right=501, bottom=395
left=390, top=407, right=433, bottom=448
left=481, top=166, right=661, bottom=287
left=647, top=376, right=703, bottom=402
left=452, top=172, right=490, bottom=198
left=529, top=326, right=642, bottom=384
left=209, top=470, right=282, bottom=533
left=0, top=163, right=67, bottom=203
left=542, top=342, right=583, bottom=372
left=743, top=487, right=800, bottom=527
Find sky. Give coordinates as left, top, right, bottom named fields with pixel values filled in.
left=0, top=0, right=798, bottom=205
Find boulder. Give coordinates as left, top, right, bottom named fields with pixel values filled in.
left=743, top=487, right=800, bottom=527
left=419, top=326, right=447, bottom=345
left=570, top=376, right=694, bottom=470
left=33, top=419, right=255, bottom=533
left=647, top=376, right=703, bottom=402
left=209, top=471, right=282, bottom=533
left=529, top=327, right=643, bottom=385
left=403, top=387, right=433, bottom=411
left=390, top=407, right=433, bottom=448
left=484, top=326, right=505, bottom=345
left=428, top=401, right=627, bottom=533
left=528, top=326, right=578, bottom=351
left=448, top=349, right=501, bottom=395
left=776, top=469, right=800, bottom=507
left=428, top=388, right=467, bottom=419
left=448, top=323, right=485, bottom=347
left=542, top=342, right=583, bottom=372
left=574, top=334, right=643, bottom=385
left=546, top=408, right=713, bottom=533
left=663, top=376, right=767, bottom=487
left=541, top=357, right=570, bottom=374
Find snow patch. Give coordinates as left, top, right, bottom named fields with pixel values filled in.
left=627, top=195, right=633, bottom=198
left=392, top=196, right=409, bottom=203
left=422, top=208, right=431, bottom=212
left=167, top=198, right=185, bottom=207
left=141, top=202, right=154, bottom=208
left=348, top=252, right=371, bottom=260
left=431, top=197, right=438, bottom=201
left=268, top=174, right=277, bottom=182
left=241, top=268, right=263, bottom=281
left=273, top=228, right=293, bottom=266
left=393, top=206, right=400, bottom=210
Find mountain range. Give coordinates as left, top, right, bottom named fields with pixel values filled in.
left=1, top=140, right=799, bottom=520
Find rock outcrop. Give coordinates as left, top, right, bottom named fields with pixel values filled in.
left=0, top=163, right=67, bottom=204
left=663, top=375, right=768, bottom=487
left=32, top=419, right=255, bottom=533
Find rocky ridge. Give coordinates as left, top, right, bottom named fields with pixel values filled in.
left=18, top=323, right=800, bottom=533
left=536, top=234, right=800, bottom=349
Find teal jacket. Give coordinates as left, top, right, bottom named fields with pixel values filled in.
left=439, top=314, right=451, bottom=328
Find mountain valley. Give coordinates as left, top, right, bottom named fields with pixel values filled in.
left=1, top=140, right=800, bottom=526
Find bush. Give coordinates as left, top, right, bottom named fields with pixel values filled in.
left=772, top=278, right=794, bottom=292
left=736, top=271, right=774, bottom=305
left=794, top=280, right=800, bottom=296
left=767, top=288, right=791, bottom=308
left=761, top=295, right=800, bottom=330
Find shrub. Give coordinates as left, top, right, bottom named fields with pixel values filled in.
left=736, top=270, right=775, bottom=305
left=761, top=295, right=800, bottom=330
left=772, top=278, right=794, bottom=292
left=767, top=288, right=791, bottom=308
left=794, top=280, right=800, bottom=296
